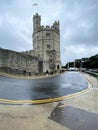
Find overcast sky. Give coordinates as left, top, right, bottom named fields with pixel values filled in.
left=0, top=0, right=98, bottom=65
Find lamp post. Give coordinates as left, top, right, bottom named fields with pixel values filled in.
left=74, top=60, right=76, bottom=71
left=80, top=59, right=82, bottom=72
left=67, top=62, right=69, bottom=70
left=81, top=59, right=84, bottom=72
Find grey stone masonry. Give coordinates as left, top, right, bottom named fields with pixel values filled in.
left=33, top=13, right=61, bottom=73
left=0, top=48, right=38, bottom=73
left=0, top=13, right=61, bottom=75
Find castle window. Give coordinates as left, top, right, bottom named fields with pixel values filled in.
left=37, top=46, right=39, bottom=49
left=37, top=36, right=39, bottom=39
left=47, top=45, right=50, bottom=49
left=46, top=33, right=50, bottom=37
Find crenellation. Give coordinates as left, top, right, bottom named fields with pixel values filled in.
left=33, top=13, right=61, bottom=73
left=0, top=48, right=38, bottom=74
left=0, top=12, right=61, bottom=75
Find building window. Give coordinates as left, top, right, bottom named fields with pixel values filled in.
left=46, top=33, right=50, bottom=37
left=38, top=54, right=40, bottom=57
left=37, top=36, right=39, bottom=39
left=37, top=46, right=39, bottom=49
left=47, top=45, right=50, bottom=49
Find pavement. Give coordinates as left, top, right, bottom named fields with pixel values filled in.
left=0, top=71, right=60, bottom=79
left=0, top=72, right=98, bottom=130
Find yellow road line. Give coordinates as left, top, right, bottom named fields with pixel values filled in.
left=58, top=74, right=92, bottom=108
left=0, top=82, right=92, bottom=105
left=0, top=73, right=92, bottom=105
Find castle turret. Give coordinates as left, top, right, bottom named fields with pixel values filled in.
left=33, top=13, right=41, bottom=33
left=53, top=21, right=59, bottom=33
left=32, top=13, right=61, bottom=73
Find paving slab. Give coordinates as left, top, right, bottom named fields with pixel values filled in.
left=49, top=103, right=98, bottom=130
left=0, top=73, right=98, bottom=130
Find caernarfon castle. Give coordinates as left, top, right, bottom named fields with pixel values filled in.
left=0, top=13, right=61, bottom=75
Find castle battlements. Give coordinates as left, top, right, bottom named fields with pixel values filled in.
left=0, top=12, right=61, bottom=75
left=33, top=13, right=59, bottom=34
left=32, top=13, right=61, bottom=73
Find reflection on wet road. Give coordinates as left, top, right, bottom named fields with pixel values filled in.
left=0, top=72, right=88, bottom=100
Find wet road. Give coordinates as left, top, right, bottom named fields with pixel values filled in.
left=0, top=72, right=88, bottom=100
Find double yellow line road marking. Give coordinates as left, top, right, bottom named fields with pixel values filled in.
left=0, top=82, right=92, bottom=105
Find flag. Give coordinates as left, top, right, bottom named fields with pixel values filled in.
left=33, top=3, right=38, bottom=6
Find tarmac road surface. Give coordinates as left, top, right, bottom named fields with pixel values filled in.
left=0, top=72, right=88, bottom=100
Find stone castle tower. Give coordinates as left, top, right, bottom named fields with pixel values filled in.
left=32, top=13, right=61, bottom=73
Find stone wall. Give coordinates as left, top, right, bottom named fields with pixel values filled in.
left=22, top=50, right=35, bottom=56
left=0, top=48, right=38, bottom=75
left=33, top=13, right=61, bottom=73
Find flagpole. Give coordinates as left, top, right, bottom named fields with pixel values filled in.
left=33, top=3, right=38, bottom=13
left=37, top=4, right=38, bottom=13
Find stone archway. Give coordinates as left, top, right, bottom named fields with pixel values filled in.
left=57, top=64, right=60, bottom=70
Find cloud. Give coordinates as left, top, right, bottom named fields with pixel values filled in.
left=0, top=13, right=32, bottom=51
left=62, top=0, right=98, bottom=46
left=0, top=0, right=98, bottom=65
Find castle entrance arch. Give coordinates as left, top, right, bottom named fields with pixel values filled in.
left=57, top=64, right=60, bottom=70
